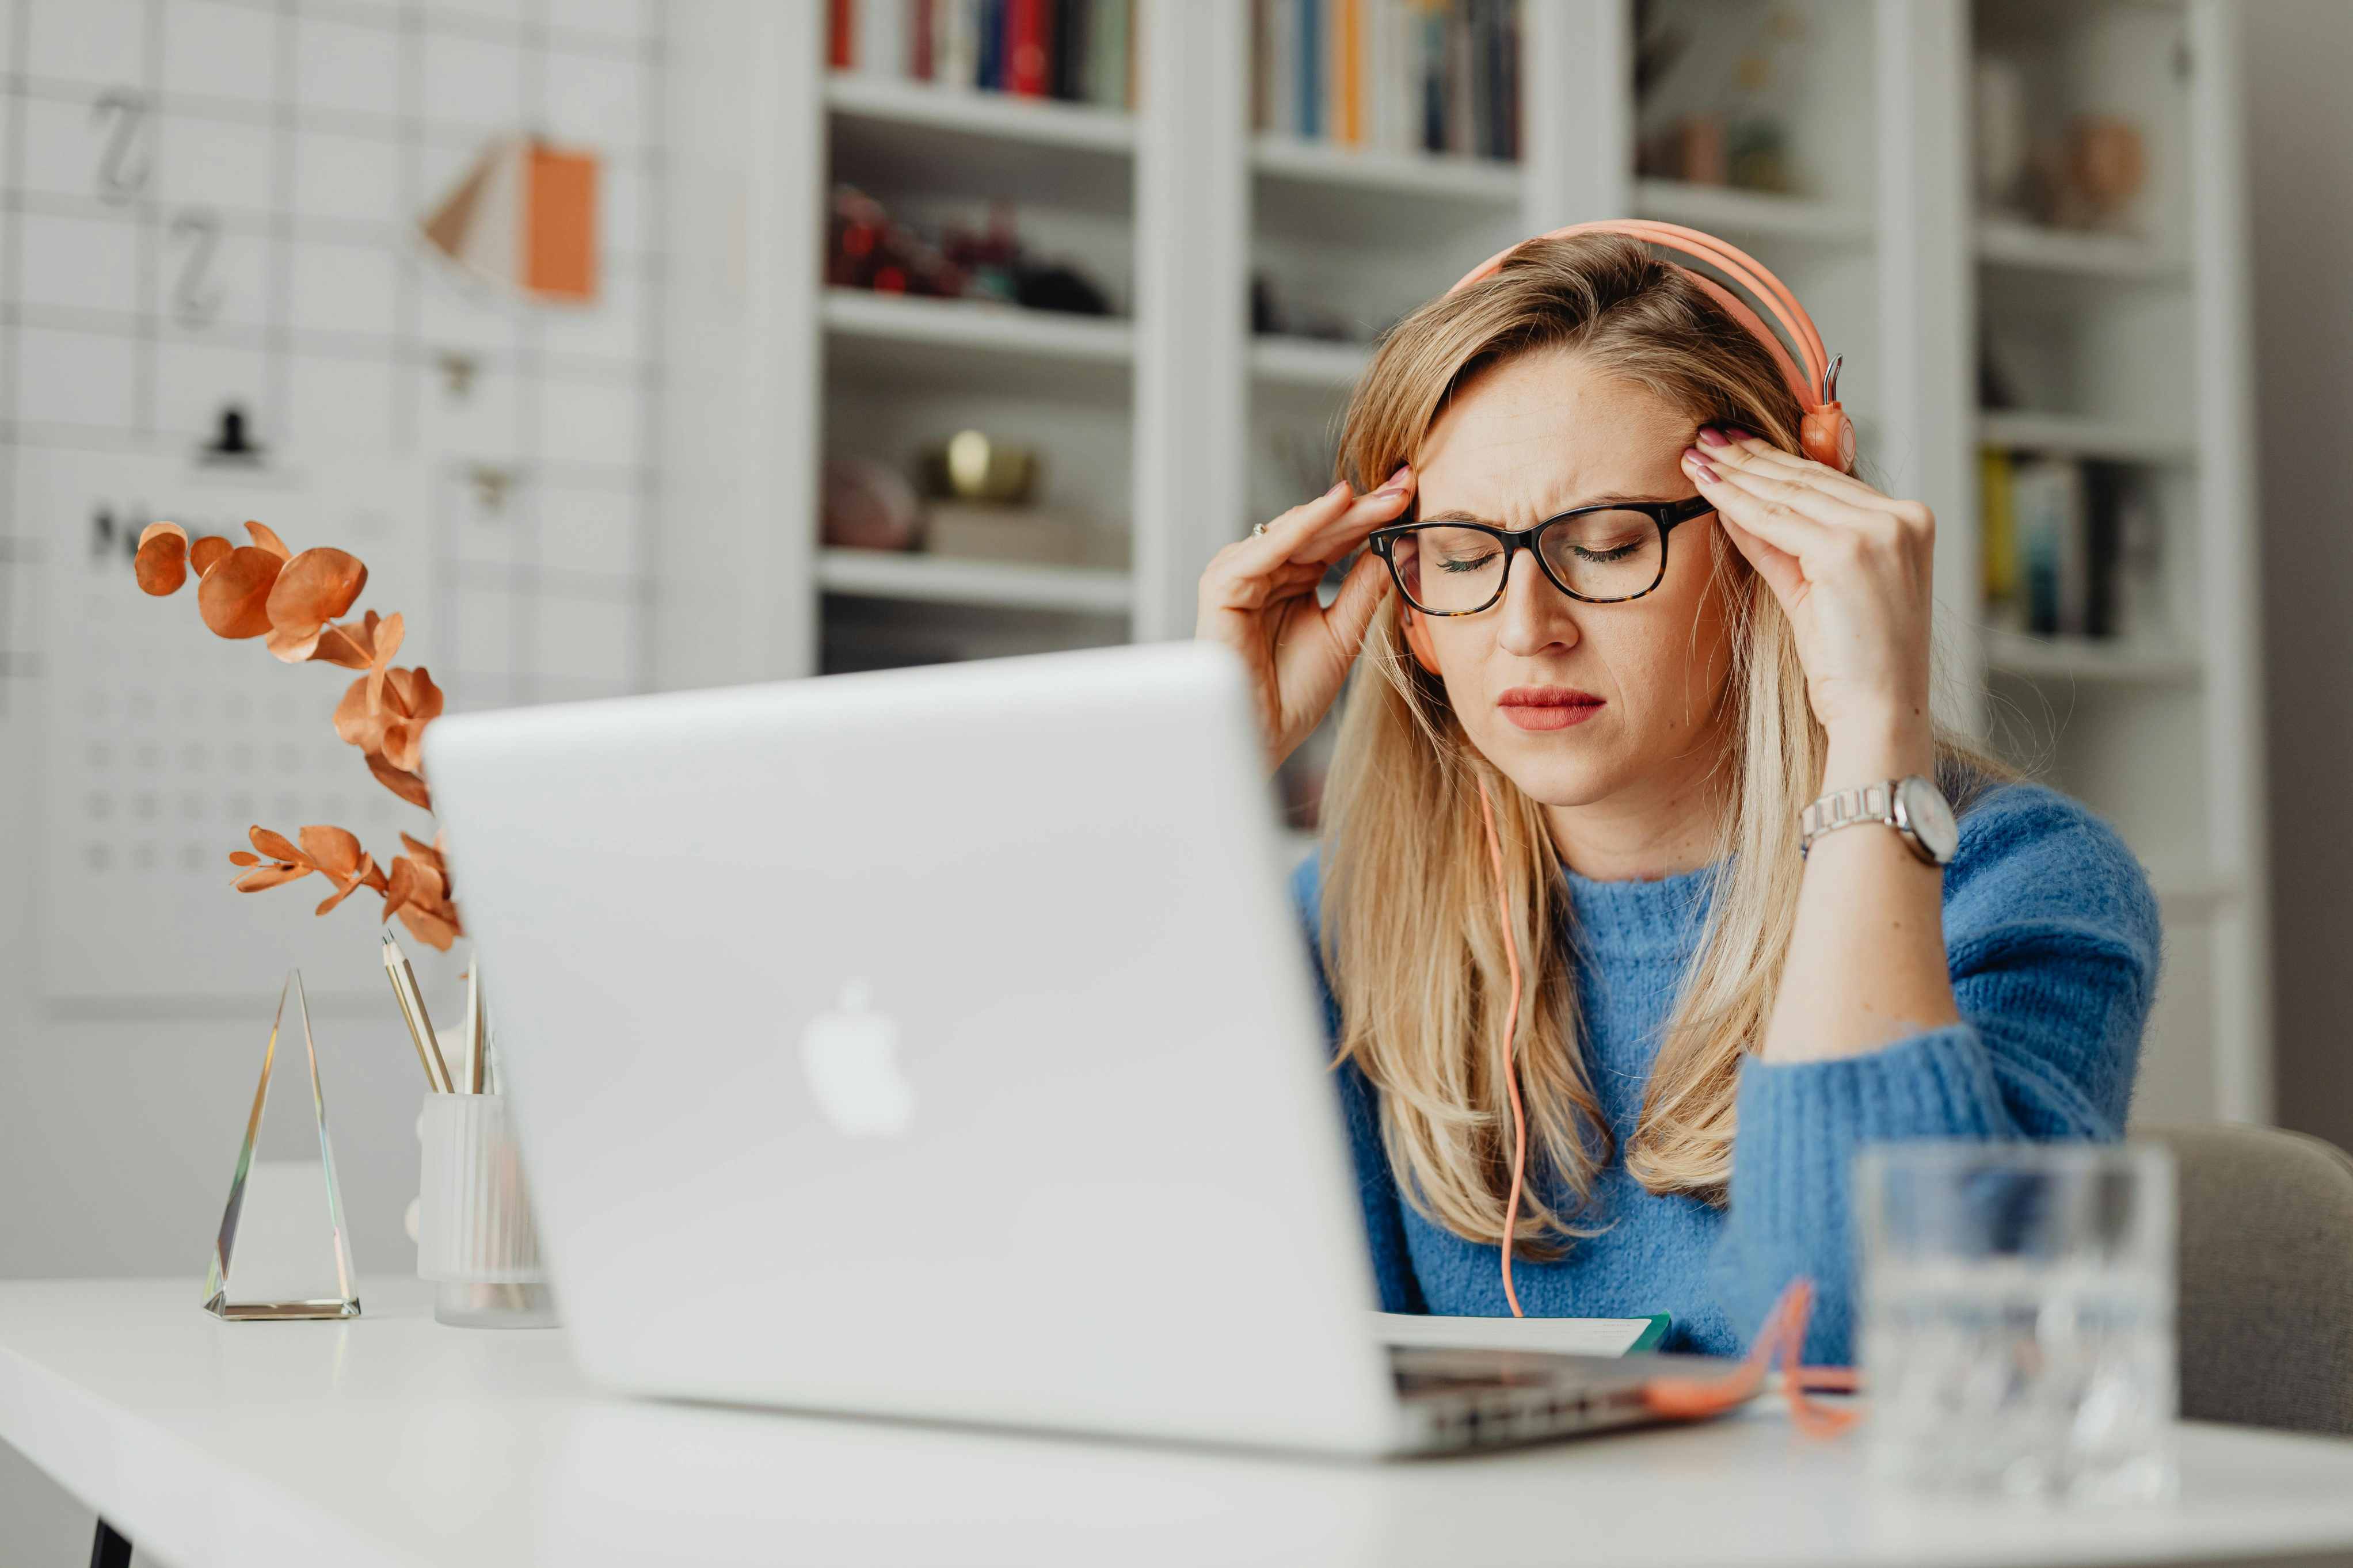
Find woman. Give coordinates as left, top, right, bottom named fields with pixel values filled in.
left=1194, top=230, right=2160, bottom=1364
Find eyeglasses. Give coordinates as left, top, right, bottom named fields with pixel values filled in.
left=1366, top=495, right=1716, bottom=615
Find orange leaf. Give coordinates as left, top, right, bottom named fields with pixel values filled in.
left=379, top=675, right=442, bottom=773
left=134, top=524, right=188, bottom=596
left=367, top=612, right=406, bottom=715
left=297, top=824, right=364, bottom=879
left=382, top=720, right=425, bottom=774
left=314, top=865, right=375, bottom=916
left=332, top=676, right=387, bottom=750
left=227, top=850, right=261, bottom=867
left=196, top=547, right=283, bottom=639
left=189, top=535, right=233, bottom=575
left=263, top=548, right=368, bottom=663
left=244, top=520, right=292, bottom=560
left=310, top=621, right=374, bottom=669
left=389, top=853, right=448, bottom=907
left=248, top=825, right=304, bottom=863
left=234, top=864, right=313, bottom=892
left=395, top=902, right=460, bottom=952
left=401, top=666, right=444, bottom=723
left=367, top=753, right=433, bottom=810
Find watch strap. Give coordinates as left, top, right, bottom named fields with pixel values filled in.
left=1800, top=780, right=1900, bottom=859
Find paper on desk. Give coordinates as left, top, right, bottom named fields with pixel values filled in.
left=1372, top=1311, right=1669, bottom=1357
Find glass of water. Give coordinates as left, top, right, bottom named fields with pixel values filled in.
left=1857, top=1141, right=2176, bottom=1502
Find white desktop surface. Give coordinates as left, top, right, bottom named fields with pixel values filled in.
left=6, top=1279, right=2353, bottom=1568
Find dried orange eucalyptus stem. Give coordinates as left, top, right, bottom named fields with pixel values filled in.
left=132, top=520, right=463, bottom=950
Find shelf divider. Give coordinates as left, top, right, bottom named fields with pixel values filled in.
left=817, top=548, right=1133, bottom=616
left=824, top=72, right=1135, bottom=153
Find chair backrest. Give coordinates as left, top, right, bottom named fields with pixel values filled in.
left=2146, top=1124, right=2353, bottom=1436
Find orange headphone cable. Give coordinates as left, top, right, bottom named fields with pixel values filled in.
left=1474, top=773, right=1529, bottom=1318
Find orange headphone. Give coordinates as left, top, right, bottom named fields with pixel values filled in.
left=1393, top=218, right=1851, bottom=685
left=1407, top=220, right=1850, bottom=1319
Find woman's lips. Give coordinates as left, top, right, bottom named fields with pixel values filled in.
left=1497, top=686, right=1604, bottom=731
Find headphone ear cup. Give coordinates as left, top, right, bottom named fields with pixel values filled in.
left=1399, top=601, right=1443, bottom=677
left=1801, top=405, right=1857, bottom=473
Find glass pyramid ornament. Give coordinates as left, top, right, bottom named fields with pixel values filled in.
left=203, top=971, right=362, bottom=1321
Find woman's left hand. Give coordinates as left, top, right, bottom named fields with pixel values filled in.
left=1680, top=426, right=1935, bottom=745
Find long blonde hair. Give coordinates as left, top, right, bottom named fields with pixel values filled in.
left=1318, top=232, right=2006, bottom=1254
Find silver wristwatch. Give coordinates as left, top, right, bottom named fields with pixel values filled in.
left=1799, top=775, right=1959, bottom=865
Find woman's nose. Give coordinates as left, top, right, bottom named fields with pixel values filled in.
left=1493, top=548, right=1581, bottom=658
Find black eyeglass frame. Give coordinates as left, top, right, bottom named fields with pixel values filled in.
left=1366, top=494, right=1718, bottom=613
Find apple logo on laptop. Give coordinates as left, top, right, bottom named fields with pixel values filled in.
left=799, top=977, right=913, bottom=1136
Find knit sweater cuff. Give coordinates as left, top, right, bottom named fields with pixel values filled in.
left=1731, top=1023, right=2007, bottom=1245
left=1714, top=1024, right=2007, bottom=1357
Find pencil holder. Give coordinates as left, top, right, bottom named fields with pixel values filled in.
left=417, top=1092, right=558, bottom=1329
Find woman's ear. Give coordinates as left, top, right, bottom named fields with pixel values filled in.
left=1399, top=601, right=1444, bottom=677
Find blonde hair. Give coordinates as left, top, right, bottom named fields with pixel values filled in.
left=1316, top=232, right=2007, bottom=1254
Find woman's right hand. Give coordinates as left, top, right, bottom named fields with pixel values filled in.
left=1194, top=466, right=1415, bottom=771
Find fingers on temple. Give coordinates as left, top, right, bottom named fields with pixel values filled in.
left=1695, top=452, right=1882, bottom=536
left=1708, top=432, right=1884, bottom=505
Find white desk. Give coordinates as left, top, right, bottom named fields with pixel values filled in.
left=6, top=1278, right=2353, bottom=1568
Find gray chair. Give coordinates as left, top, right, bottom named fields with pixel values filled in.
left=2149, top=1123, right=2353, bottom=1436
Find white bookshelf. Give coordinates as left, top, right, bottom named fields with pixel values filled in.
left=816, top=548, right=1133, bottom=615
left=824, top=71, right=1137, bottom=151
left=1250, top=135, right=1522, bottom=202
left=1962, top=0, right=2269, bottom=1127
left=1977, top=214, right=2186, bottom=281
left=1248, top=335, right=1370, bottom=391
left=1976, top=410, right=2195, bottom=465
left=1633, top=179, right=1876, bottom=246
left=663, top=0, right=2267, bottom=1127
left=821, top=288, right=1136, bottom=362
left=1982, top=626, right=2202, bottom=686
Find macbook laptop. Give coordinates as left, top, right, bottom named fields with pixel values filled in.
left=423, top=640, right=1741, bottom=1456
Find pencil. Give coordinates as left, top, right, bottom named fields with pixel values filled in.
left=383, top=930, right=455, bottom=1094
left=463, top=959, right=486, bottom=1094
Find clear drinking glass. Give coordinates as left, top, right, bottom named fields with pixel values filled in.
left=1857, top=1141, right=2176, bottom=1502
left=417, top=1092, right=558, bottom=1329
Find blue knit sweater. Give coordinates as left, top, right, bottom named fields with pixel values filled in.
left=1288, top=777, right=2162, bottom=1365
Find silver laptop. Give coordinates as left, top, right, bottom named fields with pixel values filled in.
left=424, top=640, right=1736, bottom=1456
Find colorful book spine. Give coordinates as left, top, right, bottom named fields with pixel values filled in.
left=856, top=0, right=904, bottom=77
left=911, top=0, right=934, bottom=79
left=1007, top=0, right=1049, bottom=96
left=1266, top=0, right=1297, bottom=135
left=829, top=0, right=854, bottom=69
left=1090, top=0, right=1132, bottom=109
left=2012, top=456, right=2089, bottom=637
left=1299, top=0, right=1321, bottom=139
left=936, top=0, right=979, bottom=87
left=1336, top=0, right=1364, bottom=145
left=1979, top=447, right=2018, bottom=608
left=1052, top=0, right=1083, bottom=100
left=977, top=0, right=1005, bottom=88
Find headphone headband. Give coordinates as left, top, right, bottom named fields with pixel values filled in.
left=1444, top=219, right=1836, bottom=412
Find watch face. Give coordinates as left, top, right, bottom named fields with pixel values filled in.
left=1897, top=776, right=1960, bottom=864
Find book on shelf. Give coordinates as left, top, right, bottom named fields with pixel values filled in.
left=1253, top=0, right=1519, bottom=161
left=922, top=501, right=1131, bottom=570
left=831, top=0, right=1136, bottom=108
left=1982, top=448, right=2161, bottom=643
